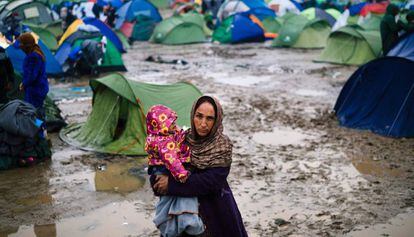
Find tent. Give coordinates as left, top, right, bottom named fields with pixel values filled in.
left=0, top=0, right=55, bottom=25
left=115, top=0, right=162, bottom=41
left=24, top=23, right=59, bottom=51
left=316, top=16, right=382, bottom=65
left=0, top=0, right=62, bottom=37
left=301, top=7, right=337, bottom=26
left=217, top=0, right=275, bottom=22
left=213, top=12, right=266, bottom=44
left=387, top=32, right=414, bottom=61
left=60, top=73, right=202, bottom=155
left=55, top=30, right=127, bottom=73
left=267, top=0, right=301, bottom=16
left=272, top=13, right=331, bottom=48
left=150, top=12, right=207, bottom=45
left=6, top=38, right=63, bottom=77
left=334, top=57, right=414, bottom=138
left=58, top=18, right=125, bottom=53
left=149, top=0, right=170, bottom=8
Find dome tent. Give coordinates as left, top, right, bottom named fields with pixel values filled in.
left=213, top=12, right=266, bottom=44
left=60, top=73, right=202, bottom=155
left=150, top=12, right=208, bottom=45
left=334, top=57, right=414, bottom=138
left=55, top=29, right=126, bottom=74
left=272, top=13, right=331, bottom=48
left=316, top=16, right=382, bottom=65
left=115, top=0, right=162, bottom=41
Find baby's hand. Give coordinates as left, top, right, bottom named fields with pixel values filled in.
left=179, top=172, right=190, bottom=183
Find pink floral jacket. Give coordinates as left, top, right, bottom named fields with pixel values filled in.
left=145, top=105, right=190, bottom=182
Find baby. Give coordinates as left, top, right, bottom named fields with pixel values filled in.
left=145, top=104, right=204, bottom=237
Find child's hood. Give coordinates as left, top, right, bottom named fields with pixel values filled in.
left=146, top=105, right=178, bottom=136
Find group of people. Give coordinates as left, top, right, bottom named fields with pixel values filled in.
left=380, top=4, right=414, bottom=55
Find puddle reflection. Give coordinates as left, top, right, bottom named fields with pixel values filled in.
left=94, top=162, right=145, bottom=194
left=4, top=201, right=154, bottom=237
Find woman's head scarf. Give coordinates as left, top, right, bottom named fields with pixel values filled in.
left=17, top=33, right=45, bottom=61
left=187, top=96, right=232, bottom=169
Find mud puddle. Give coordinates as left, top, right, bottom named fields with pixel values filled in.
left=209, top=72, right=275, bottom=87
left=347, top=208, right=414, bottom=237
left=6, top=201, right=155, bottom=237
left=252, top=127, right=316, bottom=146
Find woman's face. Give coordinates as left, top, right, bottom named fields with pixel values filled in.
left=194, top=102, right=215, bottom=137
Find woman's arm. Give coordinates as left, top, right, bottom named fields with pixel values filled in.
left=151, top=167, right=230, bottom=197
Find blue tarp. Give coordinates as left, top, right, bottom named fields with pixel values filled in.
left=334, top=57, right=414, bottom=138
left=83, top=17, right=125, bottom=53
left=231, top=13, right=265, bottom=43
left=387, top=32, right=414, bottom=61
left=7, top=40, right=63, bottom=77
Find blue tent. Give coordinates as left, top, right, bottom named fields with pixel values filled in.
left=83, top=17, right=125, bottom=53
left=242, top=0, right=275, bottom=20
left=387, top=32, right=414, bottom=61
left=115, top=0, right=162, bottom=29
left=213, top=12, right=265, bottom=44
left=334, top=57, right=414, bottom=138
left=7, top=40, right=63, bottom=77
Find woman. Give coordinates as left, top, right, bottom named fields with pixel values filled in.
left=152, top=95, right=248, bottom=237
left=16, top=33, right=49, bottom=117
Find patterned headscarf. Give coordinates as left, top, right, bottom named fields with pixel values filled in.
left=146, top=104, right=177, bottom=136
left=187, top=96, right=232, bottom=169
left=17, top=33, right=45, bottom=61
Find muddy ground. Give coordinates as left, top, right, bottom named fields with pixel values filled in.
left=1, top=42, right=413, bottom=237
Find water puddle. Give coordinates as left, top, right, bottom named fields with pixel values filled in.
left=294, top=89, right=327, bottom=97
left=4, top=201, right=155, bottom=237
left=49, top=85, right=92, bottom=101
left=94, top=162, right=146, bottom=193
left=347, top=208, right=414, bottom=237
left=253, top=127, right=313, bottom=146
left=349, top=153, right=403, bottom=178
left=235, top=179, right=301, bottom=223
left=209, top=72, right=273, bottom=87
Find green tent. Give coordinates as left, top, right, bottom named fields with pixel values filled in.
left=25, top=23, right=59, bottom=51
left=115, top=30, right=131, bottom=50
left=131, top=15, right=158, bottom=41
left=60, top=73, right=202, bottom=155
left=149, top=0, right=169, bottom=8
left=272, top=14, right=331, bottom=48
left=150, top=12, right=208, bottom=45
left=262, top=16, right=282, bottom=33
left=71, top=37, right=127, bottom=72
left=316, top=16, right=382, bottom=65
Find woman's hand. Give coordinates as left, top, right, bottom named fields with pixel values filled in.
left=19, top=83, right=24, bottom=91
left=154, top=175, right=169, bottom=195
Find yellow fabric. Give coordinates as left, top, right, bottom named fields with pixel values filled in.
left=58, top=19, right=84, bottom=46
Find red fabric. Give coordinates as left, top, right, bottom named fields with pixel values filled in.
left=360, top=2, right=388, bottom=17
left=120, top=22, right=134, bottom=38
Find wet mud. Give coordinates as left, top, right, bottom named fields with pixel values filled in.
left=1, top=42, right=413, bottom=237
